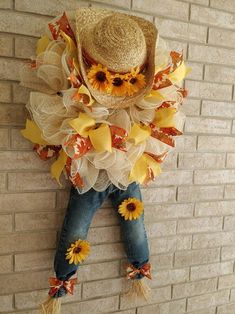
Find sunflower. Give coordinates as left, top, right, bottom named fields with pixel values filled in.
left=118, top=198, right=144, bottom=220
left=110, top=73, right=129, bottom=96
left=65, top=239, right=90, bottom=265
left=87, top=64, right=111, bottom=92
left=126, top=67, right=146, bottom=96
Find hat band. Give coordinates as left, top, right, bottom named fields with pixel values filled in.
left=82, top=49, right=147, bottom=75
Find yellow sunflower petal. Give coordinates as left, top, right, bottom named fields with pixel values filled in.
left=79, top=254, right=85, bottom=261
left=129, top=212, right=133, bottom=220
left=69, top=255, right=74, bottom=264
left=65, top=253, right=71, bottom=259
left=74, top=255, right=79, bottom=265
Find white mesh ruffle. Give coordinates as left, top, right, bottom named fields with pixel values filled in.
left=27, top=92, right=78, bottom=145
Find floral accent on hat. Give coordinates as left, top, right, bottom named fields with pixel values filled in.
left=87, top=63, right=146, bottom=97
left=87, top=64, right=111, bottom=93
left=126, top=67, right=146, bottom=96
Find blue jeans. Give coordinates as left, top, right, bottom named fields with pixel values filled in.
left=53, top=182, right=150, bottom=298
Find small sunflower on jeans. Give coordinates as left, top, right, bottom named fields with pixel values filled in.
left=65, top=239, right=90, bottom=265
left=118, top=197, right=144, bottom=220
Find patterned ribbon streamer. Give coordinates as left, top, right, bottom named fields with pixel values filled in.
left=129, top=153, right=162, bottom=184
left=128, top=123, right=151, bottom=145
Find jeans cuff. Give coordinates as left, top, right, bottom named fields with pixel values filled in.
left=51, top=286, right=68, bottom=299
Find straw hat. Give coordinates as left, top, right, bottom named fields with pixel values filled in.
left=75, top=8, right=159, bottom=109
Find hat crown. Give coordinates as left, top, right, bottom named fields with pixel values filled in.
left=81, top=13, right=147, bottom=72
left=76, top=8, right=158, bottom=108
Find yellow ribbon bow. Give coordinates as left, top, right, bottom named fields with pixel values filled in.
left=21, top=119, right=67, bottom=185
left=21, top=119, right=49, bottom=145
left=68, top=112, right=112, bottom=152
left=144, top=89, right=166, bottom=102
left=61, top=31, right=94, bottom=106
left=128, top=123, right=151, bottom=145
left=153, top=107, right=177, bottom=128
left=145, top=60, right=191, bottom=102
left=168, top=61, right=192, bottom=83
left=129, top=153, right=162, bottom=184
left=36, top=35, right=51, bottom=55
left=60, top=30, right=77, bottom=60
left=50, top=149, right=68, bottom=186
left=73, top=84, right=94, bottom=107
left=60, top=30, right=81, bottom=77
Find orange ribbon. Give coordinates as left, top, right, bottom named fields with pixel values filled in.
left=126, top=263, right=152, bottom=280
left=48, top=277, right=77, bottom=297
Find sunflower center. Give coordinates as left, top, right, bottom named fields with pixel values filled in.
left=73, top=246, right=81, bottom=254
left=126, top=203, right=136, bottom=211
left=112, top=77, right=123, bottom=87
left=130, top=77, right=137, bottom=84
left=96, top=71, right=107, bottom=82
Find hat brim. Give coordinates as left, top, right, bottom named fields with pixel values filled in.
left=75, top=8, right=159, bottom=109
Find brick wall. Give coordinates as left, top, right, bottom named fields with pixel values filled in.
left=0, top=0, right=235, bottom=313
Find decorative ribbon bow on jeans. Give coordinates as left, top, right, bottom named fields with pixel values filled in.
left=126, top=263, right=152, bottom=280
left=48, top=277, right=77, bottom=297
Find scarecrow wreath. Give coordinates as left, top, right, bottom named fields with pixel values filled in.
left=20, top=7, right=191, bottom=313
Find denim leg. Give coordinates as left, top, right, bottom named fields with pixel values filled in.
left=109, top=182, right=150, bottom=279
left=53, top=185, right=109, bottom=297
